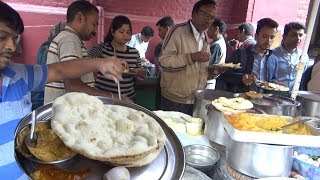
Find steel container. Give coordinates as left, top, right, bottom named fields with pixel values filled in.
left=235, top=93, right=300, bottom=117
left=193, top=89, right=233, bottom=120
left=205, top=105, right=265, bottom=147
left=297, top=91, right=320, bottom=116
left=143, top=62, right=157, bottom=78
left=226, top=137, right=293, bottom=178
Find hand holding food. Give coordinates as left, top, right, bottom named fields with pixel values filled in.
left=98, top=56, right=125, bottom=82
left=242, top=74, right=256, bottom=86
left=257, top=81, right=290, bottom=91
left=191, top=51, right=211, bottom=62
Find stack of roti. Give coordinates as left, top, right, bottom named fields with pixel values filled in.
left=51, top=92, right=166, bottom=167
left=212, top=97, right=253, bottom=113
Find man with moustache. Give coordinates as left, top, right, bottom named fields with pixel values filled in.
left=45, top=0, right=115, bottom=103
left=217, top=18, right=279, bottom=93
left=269, top=22, right=307, bottom=90
left=159, top=0, right=216, bottom=115
left=0, top=2, right=123, bottom=178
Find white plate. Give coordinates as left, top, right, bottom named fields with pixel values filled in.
left=153, top=111, right=210, bottom=147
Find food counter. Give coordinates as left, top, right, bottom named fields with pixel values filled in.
left=14, top=89, right=320, bottom=179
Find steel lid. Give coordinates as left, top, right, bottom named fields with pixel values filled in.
left=234, top=93, right=299, bottom=107
left=297, top=91, right=320, bottom=102
left=194, top=89, right=234, bottom=101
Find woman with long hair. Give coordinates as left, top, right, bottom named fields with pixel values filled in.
left=89, top=16, right=142, bottom=100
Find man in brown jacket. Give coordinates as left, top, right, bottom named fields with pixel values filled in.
left=159, top=0, right=216, bottom=115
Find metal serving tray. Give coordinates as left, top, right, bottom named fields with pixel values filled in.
left=221, top=113, right=320, bottom=147
left=14, top=98, right=185, bottom=179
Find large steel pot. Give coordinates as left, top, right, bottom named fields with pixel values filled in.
left=235, top=94, right=300, bottom=116
left=297, top=91, right=320, bottom=116
left=226, top=137, right=293, bottom=178
left=193, top=89, right=233, bottom=120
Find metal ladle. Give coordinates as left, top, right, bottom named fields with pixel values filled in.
left=25, top=110, right=38, bottom=148
left=281, top=118, right=312, bottom=129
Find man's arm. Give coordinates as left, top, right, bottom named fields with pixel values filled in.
left=209, top=44, right=222, bottom=65
left=219, top=49, right=245, bottom=85
left=47, top=57, right=122, bottom=88
left=53, top=39, right=116, bottom=99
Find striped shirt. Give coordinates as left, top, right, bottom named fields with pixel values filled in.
left=89, top=43, right=141, bottom=98
left=0, top=63, right=47, bottom=179
left=44, top=25, right=94, bottom=103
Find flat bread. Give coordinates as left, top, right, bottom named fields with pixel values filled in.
left=212, top=99, right=245, bottom=114
left=105, top=145, right=163, bottom=167
left=217, top=97, right=253, bottom=110
left=51, top=92, right=166, bottom=163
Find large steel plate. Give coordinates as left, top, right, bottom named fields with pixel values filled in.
left=14, top=98, right=185, bottom=179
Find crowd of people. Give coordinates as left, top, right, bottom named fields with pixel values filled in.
left=0, top=0, right=319, bottom=178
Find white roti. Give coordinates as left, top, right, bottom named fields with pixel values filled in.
left=51, top=92, right=166, bottom=163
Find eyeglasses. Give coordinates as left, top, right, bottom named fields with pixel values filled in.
left=199, top=9, right=215, bottom=20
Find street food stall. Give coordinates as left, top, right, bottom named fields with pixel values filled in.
left=14, top=89, right=320, bottom=179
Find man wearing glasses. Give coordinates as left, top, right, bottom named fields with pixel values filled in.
left=159, top=0, right=216, bottom=115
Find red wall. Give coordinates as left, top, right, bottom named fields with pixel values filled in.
left=4, top=0, right=311, bottom=64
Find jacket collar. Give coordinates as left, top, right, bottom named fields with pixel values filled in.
left=187, top=20, right=208, bottom=43
left=1, top=64, right=16, bottom=78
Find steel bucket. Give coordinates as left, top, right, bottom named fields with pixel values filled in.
left=226, top=137, right=293, bottom=178
left=297, top=91, right=320, bottom=116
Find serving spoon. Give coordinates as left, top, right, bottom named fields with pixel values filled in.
left=25, top=110, right=38, bottom=148
left=281, top=118, right=312, bottom=129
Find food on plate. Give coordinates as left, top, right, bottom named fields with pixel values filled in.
left=224, top=113, right=311, bottom=134
left=154, top=111, right=204, bottom=136
left=212, top=97, right=253, bottom=113
left=245, top=91, right=263, bottom=99
left=16, top=121, right=76, bottom=162
left=257, top=81, right=290, bottom=91
left=122, top=62, right=129, bottom=73
left=51, top=92, right=166, bottom=166
left=31, top=164, right=91, bottom=180
left=216, top=62, right=241, bottom=68
left=103, top=166, right=130, bottom=180
left=109, top=146, right=162, bottom=167
left=163, top=117, right=187, bottom=133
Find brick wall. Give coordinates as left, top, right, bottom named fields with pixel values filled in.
left=4, top=0, right=312, bottom=63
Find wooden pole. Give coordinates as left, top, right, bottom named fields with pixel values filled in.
left=291, top=0, right=320, bottom=100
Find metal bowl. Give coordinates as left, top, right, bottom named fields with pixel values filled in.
left=15, top=120, right=77, bottom=164
left=184, top=144, right=220, bottom=172
left=302, top=116, right=320, bottom=135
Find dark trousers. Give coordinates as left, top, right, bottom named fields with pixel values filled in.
left=160, top=96, right=194, bottom=116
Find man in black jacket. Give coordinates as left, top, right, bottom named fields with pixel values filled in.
left=217, top=18, right=279, bottom=93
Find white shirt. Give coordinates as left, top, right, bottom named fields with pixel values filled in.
left=190, top=21, right=206, bottom=51
left=127, top=33, right=149, bottom=59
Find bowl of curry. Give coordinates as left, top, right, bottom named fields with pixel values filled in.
left=15, top=121, right=76, bottom=164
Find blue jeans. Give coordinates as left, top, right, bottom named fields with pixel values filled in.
left=160, top=96, right=194, bottom=116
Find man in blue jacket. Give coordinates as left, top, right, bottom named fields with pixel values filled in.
left=217, top=18, right=279, bottom=93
